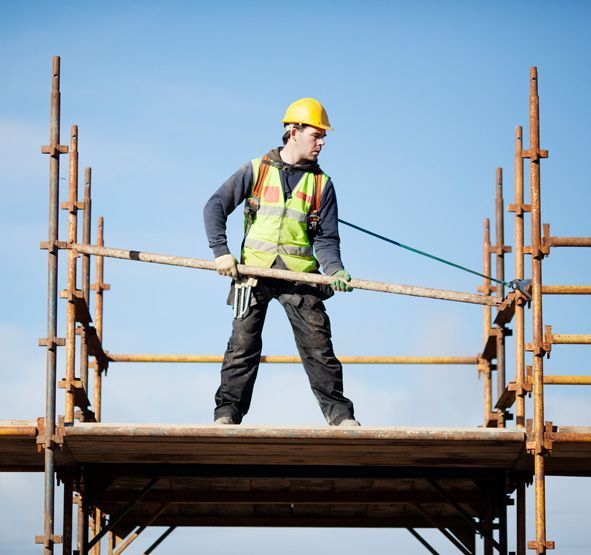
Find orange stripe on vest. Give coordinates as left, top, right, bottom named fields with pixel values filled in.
left=296, top=191, right=313, bottom=204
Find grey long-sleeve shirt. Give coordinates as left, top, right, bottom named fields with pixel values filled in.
left=203, top=148, right=345, bottom=276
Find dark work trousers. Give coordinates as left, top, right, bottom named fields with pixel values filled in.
left=214, top=278, right=356, bottom=425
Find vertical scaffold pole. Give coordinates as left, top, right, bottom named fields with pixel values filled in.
left=495, top=167, right=507, bottom=416
left=526, top=66, right=552, bottom=554
left=64, top=126, right=79, bottom=424
left=40, top=55, right=67, bottom=555
left=77, top=490, right=89, bottom=555
left=517, top=481, right=527, bottom=555
left=79, top=168, right=92, bottom=395
left=62, top=473, right=74, bottom=555
left=511, top=125, right=528, bottom=555
left=512, top=126, right=527, bottom=429
left=91, top=216, right=107, bottom=555
left=92, top=217, right=107, bottom=421
left=481, top=218, right=493, bottom=423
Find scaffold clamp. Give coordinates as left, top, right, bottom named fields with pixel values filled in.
left=527, top=539, right=555, bottom=551
left=38, top=336, right=66, bottom=350
left=40, top=144, right=68, bottom=156
left=34, top=534, right=63, bottom=546
left=508, top=278, right=532, bottom=301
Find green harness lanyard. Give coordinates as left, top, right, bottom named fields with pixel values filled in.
left=338, top=218, right=529, bottom=295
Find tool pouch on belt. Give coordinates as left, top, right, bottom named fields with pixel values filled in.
left=243, top=154, right=272, bottom=235
left=307, top=212, right=320, bottom=238
left=306, top=172, right=324, bottom=239
left=243, top=196, right=259, bottom=235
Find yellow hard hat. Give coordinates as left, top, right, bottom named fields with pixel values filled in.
left=282, top=98, right=333, bottom=131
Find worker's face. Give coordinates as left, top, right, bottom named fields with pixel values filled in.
left=292, top=125, right=326, bottom=162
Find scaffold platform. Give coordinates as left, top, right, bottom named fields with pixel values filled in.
left=3, top=421, right=591, bottom=545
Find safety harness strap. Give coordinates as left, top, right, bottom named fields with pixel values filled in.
left=252, top=155, right=271, bottom=200
left=310, top=172, right=323, bottom=215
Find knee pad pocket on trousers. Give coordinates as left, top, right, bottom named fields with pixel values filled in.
left=278, top=293, right=304, bottom=308
left=227, top=334, right=262, bottom=350
left=304, top=297, right=330, bottom=330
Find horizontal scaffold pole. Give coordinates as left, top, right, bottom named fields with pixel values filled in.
left=549, top=236, right=591, bottom=247
left=71, top=244, right=500, bottom=307
left=544, top=376, right=591, bottom=385
left=542, top=285, right=591, bottom=295
left=107, top=354, right=478, bottom=365
left=552, top=334, right=591, bottom=345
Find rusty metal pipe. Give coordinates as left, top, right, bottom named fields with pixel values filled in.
left=0, top=425, right=37, bottom=437
left=63, top=423, right=525, bottom=441
left=62, top=476, right=73, bottom=555
left=544, top=376, right=591, bottom=385
left=495, top=168, right=506, bottom=409
left=79, top=168, right=92, bottom=394
left=517, top=481, right=526, bottom=555
left=64, top=126, right=79, bottom=424
left=547, top=432, right=591, bottom=442
left=92, top=217, right=106, bottom=553
left=43, top=55, right=63, bottom=555
left=106, top=354, right=478, bottom=365
left=77, top=492, right=89, bottom=555
left=513, top=126, right=526, bottom=429
left=542, top=285, right=591, bottom=294
left=549, top=236, right=591, bottom=247
left=482, top=218, right=492, bottom=339
left=528, top=66, right=548, bottom=555
left=481, top=219, right=493, bottom=424
left=112, top=504, right=168, bottom=555
left=93, top=217, right=106, bottom=422
left=552, top=334, right=591, bottom=345
left=71, top=244, right=500, bottom=307
left=91, top=508, right=101, bottom=555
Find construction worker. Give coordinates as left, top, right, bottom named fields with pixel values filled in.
left=204, top=98, right=359, bottom=426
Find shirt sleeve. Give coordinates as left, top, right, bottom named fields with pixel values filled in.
left=203, top=162, right=253, bottom=258
left=314, top=178, right=345, bottom=276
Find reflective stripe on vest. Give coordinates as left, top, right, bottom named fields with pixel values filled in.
left=242, top=157, right=328, bottom=272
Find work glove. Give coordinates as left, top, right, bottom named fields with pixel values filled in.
left=331, top=269, right=353, bottom=292
left=215, top=253, right=239, bottom=279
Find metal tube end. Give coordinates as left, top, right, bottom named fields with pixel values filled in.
left=70, top=125, right=78, bottom=149
left=530, top=67, right=538, bottom=93
left=52, top=56, right=60, bottom=87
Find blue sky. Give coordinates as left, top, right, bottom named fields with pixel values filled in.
left=1, top=1, right=590, bottom=553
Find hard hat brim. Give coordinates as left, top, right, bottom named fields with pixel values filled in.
left=282, top=119, right=333, bottom=131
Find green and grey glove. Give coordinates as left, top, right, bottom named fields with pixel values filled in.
left=331, top=269, right=353, bottom=292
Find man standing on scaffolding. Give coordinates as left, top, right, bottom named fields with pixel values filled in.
left=204, top=98, right=359, bottom=427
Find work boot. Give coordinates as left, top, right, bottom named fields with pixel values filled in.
left=214, top=415, right=236, bottom=425
left=338, top=419, right=361, bottom=427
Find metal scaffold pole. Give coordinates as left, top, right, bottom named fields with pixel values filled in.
left=494, top=167, right=509, bottom=415
left=91, top=216, right=108, bottom=421
left=510, top=125, right=528, bottom=430
left=525, top=66, right=553, bottom=554
left=71, top=244, right=501, bottom=307
left=39, top=55, right=68, bottom=555
left=90, top=216, right=108, bottom=555
left=511, top=125, right=529, bottom=555
left=79, top=168, right=92, bottom=396
left=64, top=125, right=79, bottom=424
left=480, top=218, right=493, bottom=424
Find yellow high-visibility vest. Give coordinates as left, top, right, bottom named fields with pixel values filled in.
left=242, top=157, right=328, bottom=273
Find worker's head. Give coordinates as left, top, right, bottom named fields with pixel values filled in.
left=281, top=98, right=332, bottom=162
